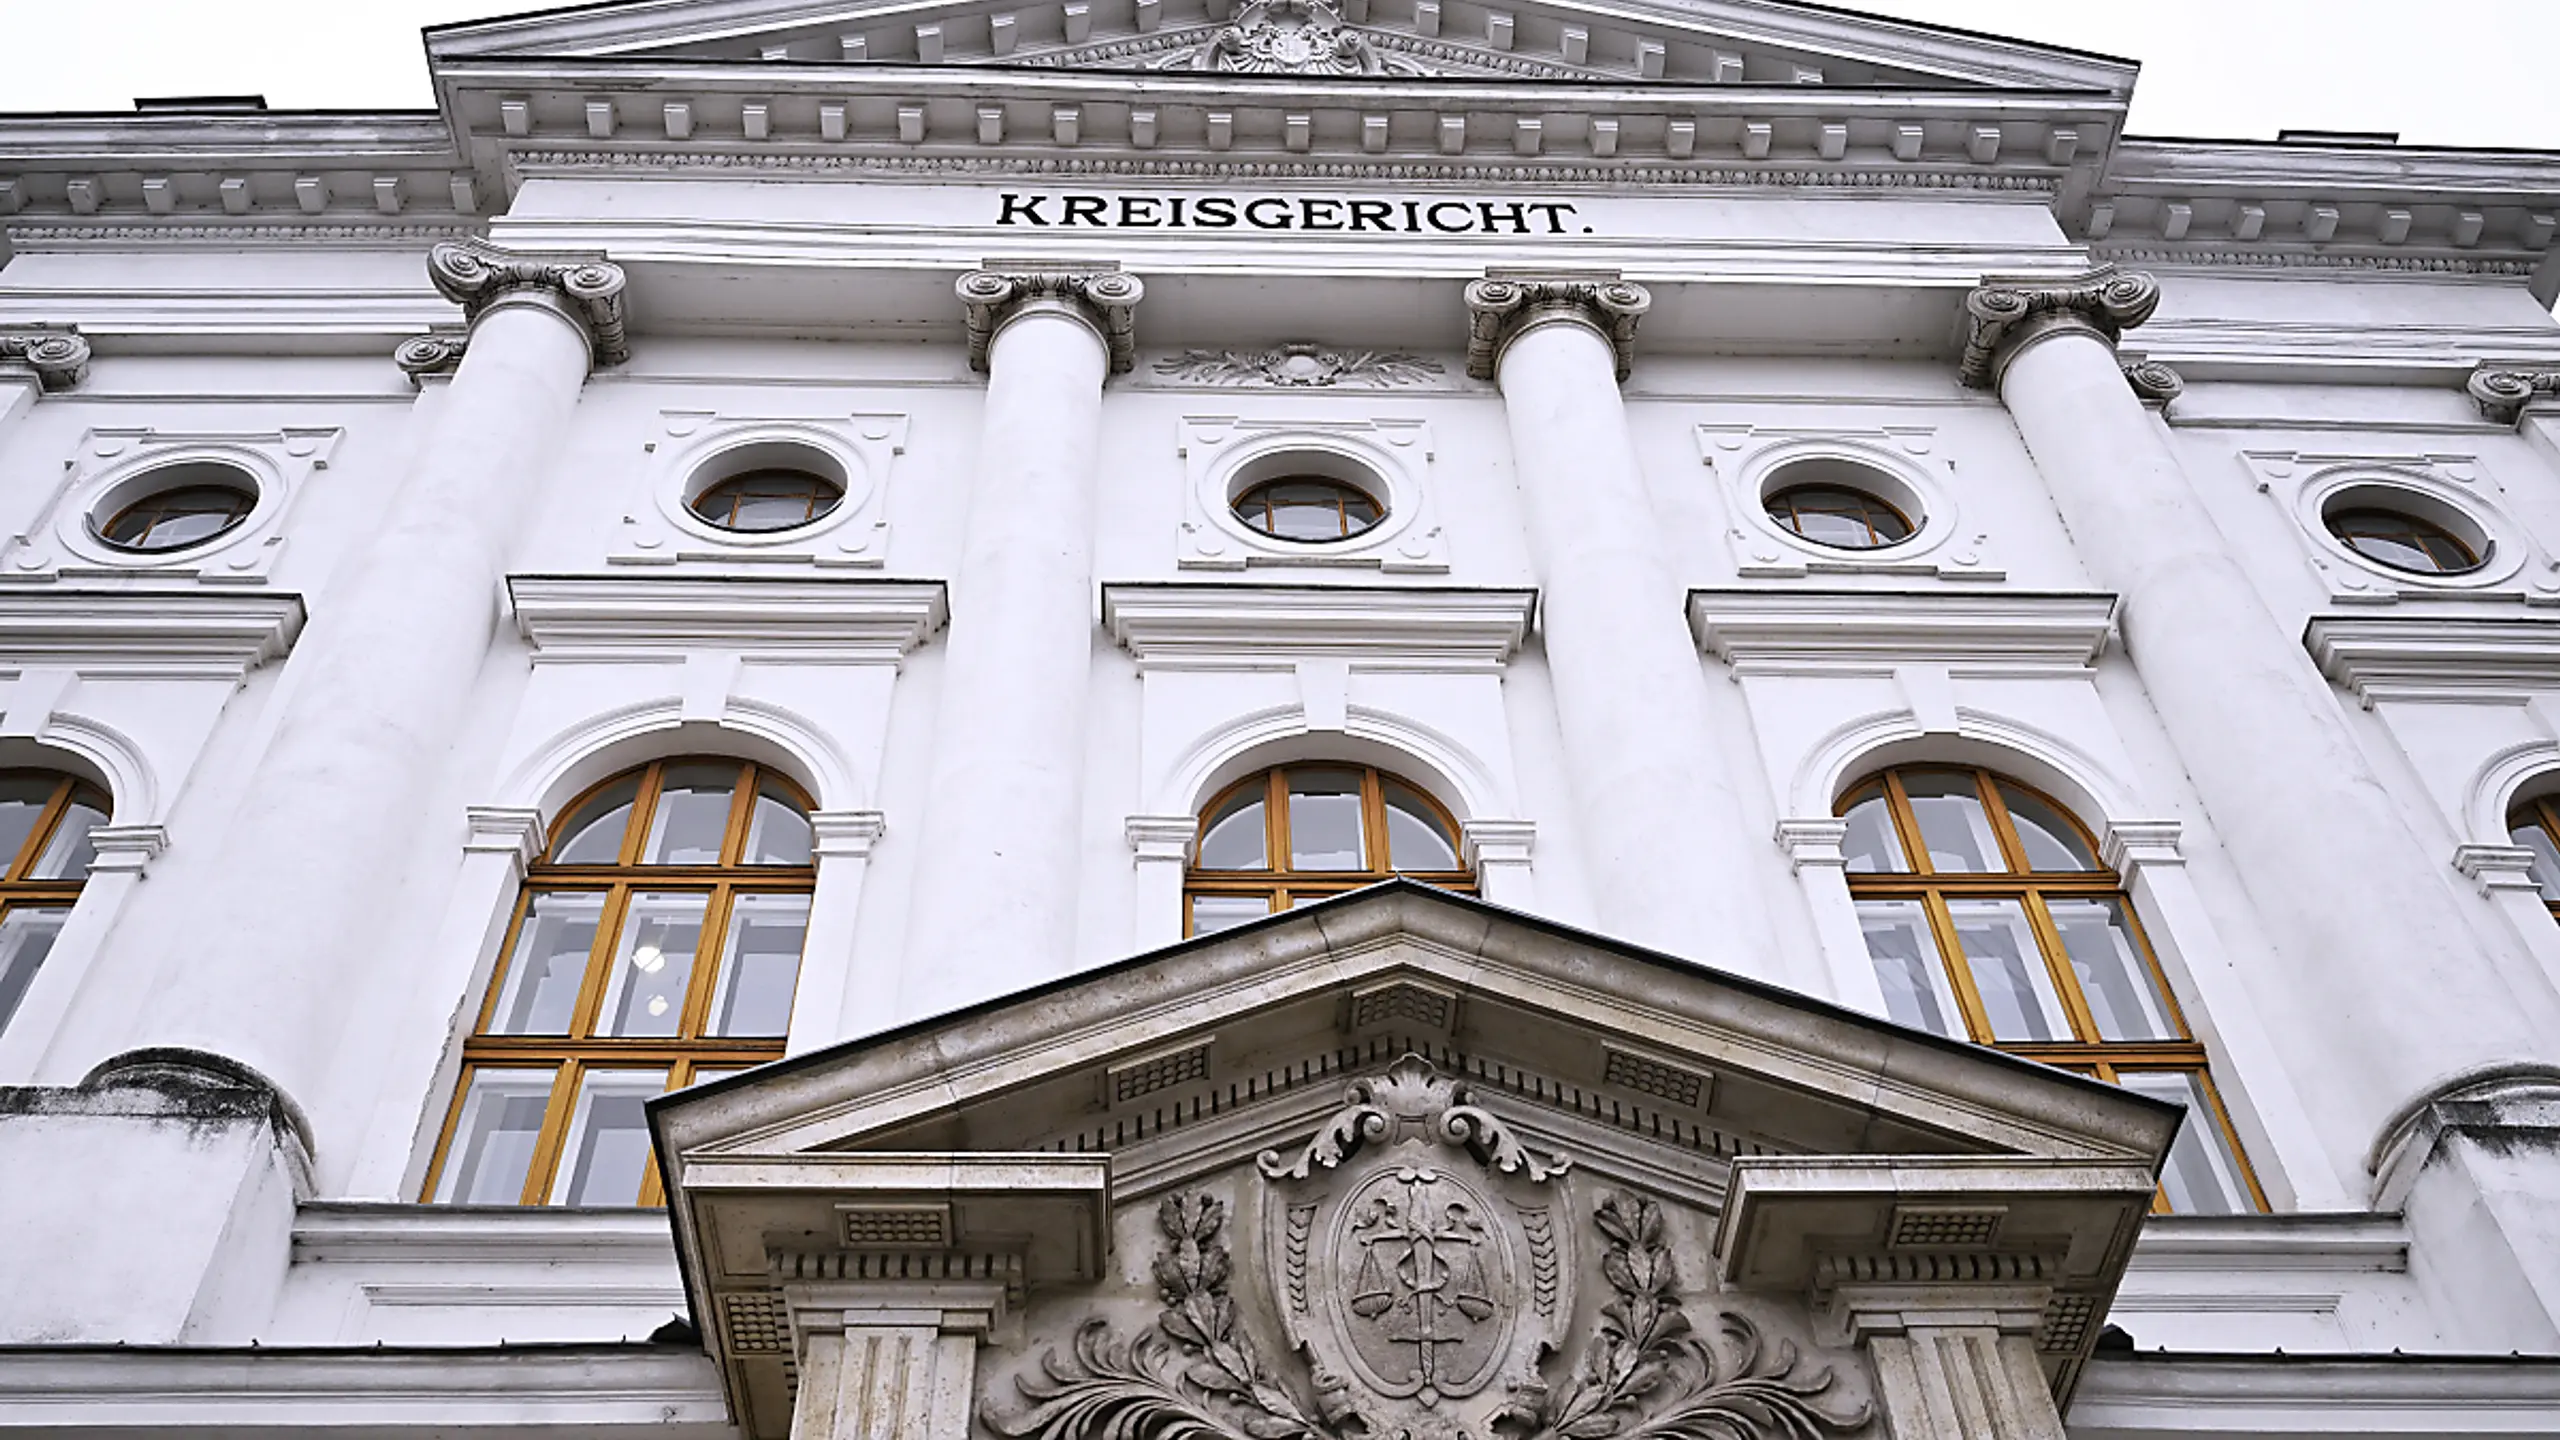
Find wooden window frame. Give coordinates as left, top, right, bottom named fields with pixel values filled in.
left=1764, top=483, right=1913, bottom=550
left=2509, top=795, right=2560, bottom=923
left=687, top=468, right=844, bottom=533
left=2327, top=506, right=2481, bottom=575
left=1841, top=765, right=2268, bottom=1213
left=423, top=758, right=816, bottom=1207
left=1230, top=477, right=1386, bottom=543
left=1184, top=764, right=1473, bottom=936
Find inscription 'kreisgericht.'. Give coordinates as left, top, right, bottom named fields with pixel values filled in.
left=997, top=192, right=1592, bottom=235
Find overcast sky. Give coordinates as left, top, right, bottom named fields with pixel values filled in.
left=3, top=0, right=2555, bottom=150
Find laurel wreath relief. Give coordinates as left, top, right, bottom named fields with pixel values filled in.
left=986, top=1192, right=1869, bottom=1440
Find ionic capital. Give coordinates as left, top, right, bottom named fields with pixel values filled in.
left=1958, top=268, right=2161, bottom=390
left=425, top=240, right=630, bottom=369
left=2468, top=367, right=2560, bottom=426
left=393, top=327, right=469, bottom=385
left=955, top=268, right=1144, bottom=374
left=1462, top=275, right=1650, bottom=382
left=0, top=326, right=91, bottom=392
left=2121, top=357, right=2185, bottom=404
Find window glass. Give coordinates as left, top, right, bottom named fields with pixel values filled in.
left=1233, top=478, right=1384, bottom=543
left=30, top=794, right=105, bottom=880
left=1382, top=781, right=1459, bottom=871
left=547, top=1068, right=666, bottom=1206
left=1856, top=899, right=1960, bottom=1037
left=1190, top=893, right=1269, bottom=936
left=100, top=482, right=256, bottom=551
left=2046, top=897, right=2180, bottom=1041
left=2116, top=1070, right=2253, bottom=1216
left=1900, top=771, right=2006, bottom=874
left=1287, top=769, right=1367, bottom=870
left=0, top=905, right=68, bottom=1034
left=553, top=778, right=641, bottom=865
left=1998, top=784, right=2095, bottom=872
left=594, top=892, right=708, bottom=1037
left=1839, top=792, right=1908, bottom=874
left=707, top=893, right=810, bottom=1037
left=435, top=1069, right=558, bottom=1204
left=1767, top=485, right=1912, bottom=549
left=1946, top=897, right=2072, bottom=1041
left=0, top=776, right=56, bottom=875
left=642, top=764, right=739, bottom=865
left=486, top=892, right=605, bottom=1035
left=742, top=783, right=814, bottom=866
left=690, top=469, right=843, bottom=533
left=2329, top=508, right=2478, bottom=575
left=1196, top=788, right=1268, bottom=871
left=2512, top=818, right=2560, bottom=902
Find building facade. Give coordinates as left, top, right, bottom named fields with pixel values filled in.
left=3, top=1, right=2560, bottom=1435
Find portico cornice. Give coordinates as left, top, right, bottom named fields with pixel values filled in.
left=1957, top=266, right=2160, bottom=389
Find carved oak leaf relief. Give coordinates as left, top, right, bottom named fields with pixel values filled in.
left=986, top=1057, right=1869, bottom=1440
left=1153, top=345, right=1446, bottom=389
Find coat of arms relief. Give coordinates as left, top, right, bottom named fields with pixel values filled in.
left=987, top=1055, right=1872, bottom=1440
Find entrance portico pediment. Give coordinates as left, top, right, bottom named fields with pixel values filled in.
left=652, top=882, right=2171, bottom=1439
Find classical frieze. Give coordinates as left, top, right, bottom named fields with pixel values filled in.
left=1957, top=268, right=2161, bottom=389
left=2468, top=366, right=2560, bottom=425
left=0, top=327, right=90, bottom=391
left=1463, top=276, right=1650, bottom=380
left=955, top=268, right=1145, bottom=373
left=424, top=241, right=631, bottom=367
left=1152, top=344, right=1442, bottom=387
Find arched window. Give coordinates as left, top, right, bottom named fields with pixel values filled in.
left=1186, top=764, right=1470, bottom=936
left=2506, top=796, right=2560, bottom=922
left=1838, top=764, right=2262, bottom=1214
left=425, top=758, right=816, bottom=1207
left=0, top=772, right=109, bottom=1036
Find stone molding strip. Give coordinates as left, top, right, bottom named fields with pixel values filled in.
left=0, top=326, right=91, bottom=391
left=955, top=267, right=1144, bottom=375
left=2469, top=367, right=2560, bottom=426
left=425, top=240, right=630, bottom=368
left=1462, top=275, right=1651, bottom=382
left=1958, top=268, right=2162, bottom=389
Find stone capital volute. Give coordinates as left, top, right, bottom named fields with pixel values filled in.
left=1958, top=268, right=2161, bottom=390
left=1463, top=275, right=1650, bottom=382
left=2468, top=366, right=2560, bottom=427
left=0, top=326, right=92, bottom=392
left=425, top=240, right=630, bottom=370
left=956, top=268, right=1144, bottom=375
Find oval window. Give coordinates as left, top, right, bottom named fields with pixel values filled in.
left=1764, top=483, right=1914, bottom=550
left=1232, top=476, right=1384, bottom=543
left=688, top=468, right=845, bottom=534
left=95, top=463, right=258, bottom=553
left=2327, top=506, right=2482, bottom=575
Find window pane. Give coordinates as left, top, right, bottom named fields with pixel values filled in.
left=743, top=784, right=813, bottom=866
left=1791, top=507, right=1876, bottom=548
left=1946, top=897, right=2073, bottom=1042
left=1997, top=784, right=2095, bottom=871
left=553, top=778, right=641, bottom=865
left=0, top=776, right=56, bottom=875
left=1855, top=899, right=1962, bottom=1037
left=435, top=1068, right=558, bottom=1204
left=0, top=905, right=69, bottom=1033
left=1900, top=771, right=2006, bottom=874
left=1840, top=793, right=1909, bottom=874
left=642, top=764, right=740, bottom=865
left=1197, top=788, right=1267, bottom=871
left=2046, top=897, right=2180, bottom=1041
left=548, top=1068, right=666, bottom=1206
left=487, top=892, right=605, bottom=1035
left=2116, top=1070, right=2253, bottom=1215
left=594, top=892, right=709, bottom=1038
left=1287, top=769, right=1366, bottom=871
left=1190, top=893, right=1268, bottom=936
left=1382, top=781, right=1459, bottom=871
left=708, top=892, right=810, bottom=1037
left=2511, top=820, right=2560, bottom=902
left=30, top=796, right=106, bottom=880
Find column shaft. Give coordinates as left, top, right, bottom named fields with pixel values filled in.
left=133, top=247, right=619, bottom=1110
left=1472, top=281, right=1776, bottom=973
left=1985, top=277, right=2543, bottom=1142
left=899, top=273, right=1137, bottom=1017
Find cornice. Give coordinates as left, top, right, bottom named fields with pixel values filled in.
left=1688, top=588, right=2117, bottom=675
left=292, top=1201, right=679, bottom=1265
left=2304, top=611, right=2560, bottom=706
left=0, top=110, right=481, bottom=235
left=0, top=1345, right=727, bottom=1427
left=506, top=573, right=949, bottom=662
left=1101, top=582, right=1535, bottom=672
left=0, top=589, right=305, bottom=679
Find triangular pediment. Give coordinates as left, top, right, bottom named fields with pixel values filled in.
left=430, top=0, right=2137, bottom=93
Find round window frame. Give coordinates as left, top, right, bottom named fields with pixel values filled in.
left=1228, top=473, right=1389, bottom=546
left=69, top=452, right=277, bottom=570
left=2298, top=470, right=2521, bottom=593
left=665, top=433, right=866, bottom=550
left=1202, top=435, right=1416, bottom=561
left=1739, top=445, right=1949, bottom=566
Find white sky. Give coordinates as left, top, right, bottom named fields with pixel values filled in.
left=1, top=0, right=2554, bottom=150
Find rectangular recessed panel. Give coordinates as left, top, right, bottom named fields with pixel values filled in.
left=1888, top=1204, right=2007, bottom=1249
left=1603, top=1046, right=1709, bottom=1107
left=720, top=1291, right=791, bottom=1353
left=1349, top=980, right=1454, bottom=1032
left=2039, top=1293, right=2100, bottom=1352
left=837, top=1202, right=953, bottom=1249
left=1107, top=1041, right=1211, bottom=1104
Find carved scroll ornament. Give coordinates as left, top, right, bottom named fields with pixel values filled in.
left=1463, top=278, right=1651, bottom=382
left=1958, top=268, right=2160, bottom=390
left=1258, top=1052, right=1569, bottom=1183
left=957, top=268, right=1146, bottom=375
left=1154, top=345, right=1444, bottom=388
left=1158, top=0, right=1422, bottom=75
left=2469, top=367, right=2560, bottom=426
left=425, top=240, right=630, bottom=368
left=0, top=327, right=91, bottom=391
left=2121, top=358, right=2184, bottom=404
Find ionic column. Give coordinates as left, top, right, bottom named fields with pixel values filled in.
left=131, top=242, right=627, bottom=1114
left=1967, top=270, right=2545, bottom=1151
left=1463, top=277, right=1777, bottom=976
left=0, top=326, right=89, bottom=430
left=2470, top=365, right=2560, bottom=471
left=898, top=269, right=1140, bottom=1018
